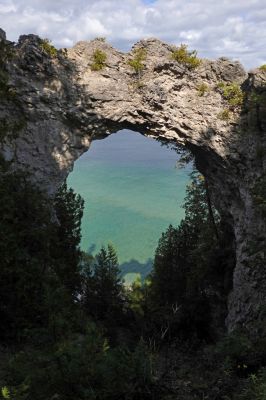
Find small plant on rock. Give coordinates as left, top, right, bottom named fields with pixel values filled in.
left=218, top=108, right=231, bottom=121
left=128, top=48, right=147, bottom=79
left=91, top=49, right=107, bottom=71
left=40, top=38, right=57, bottom=58
left=259, top=64, right=266, bottom=71
left=197, top=83, right=209, bottom=96
left=171, top=44, right=201, bottom=69
left=217, top=82, right=244, bottom=108
left=94, top=37, right=106, bottom=42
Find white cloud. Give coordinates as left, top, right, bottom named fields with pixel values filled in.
left=0, top=0, right=265, bottom=68
left=0, top=0, right=16, bottom=13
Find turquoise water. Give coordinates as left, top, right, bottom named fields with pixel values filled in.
left=67, top=130, right=191, bottom=282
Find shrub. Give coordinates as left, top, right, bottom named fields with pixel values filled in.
left=259, top=64, right=266, bottom=71
left=218, top=108, right=231, bottom=121
left=237, top=369, right=266, bottom=400
left=218, top=82, right=244, bottom=108
left=39, top=38, right=57, bottom=58
left=1, top=387, right=10, bottom=399
left=197, top=82, right=209, bottom=96
left=94, top=37, right=106, bottom=42
left=171, top=44, right=201, bottom=69
left=128, top=48, right=147, bottom=77
left=91, top=49, right=107, bottom=71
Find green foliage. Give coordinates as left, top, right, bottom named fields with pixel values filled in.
left=128, top=47, right=147, bottom=76
left=197, top=82, right=209, bottom=96
left=218, top=108, right=231, bottom=121
left=218, top=81, right=244, bottom=108
left=0, top=168, right=155, bottom=399
left=0, top=171, right=84, bottom=342
left=83, top=244, right=125, bottom=324
left=237, top=369, right=266, bottom=400
left=1, top=387, right=10, bottom=399
left=94, top=37, right=106, bottom=42
left=259, top=64, right=266, bottom=71
left=91, top=49, right=107, bottom=71
left=128, top=275, right=145, bottom=316
left=171, top=44, right=201, bottom=69
left=39, top=38, right=57, bottom=57
left=146, top=172, right=230, bottom=342
left=6, top=322, right=153, bottom=400
left=53, top=182, right=84, bottom=296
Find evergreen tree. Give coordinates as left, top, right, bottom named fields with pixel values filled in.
left=148, top=172, right=223, bottom=340
left=84, top=244, right=124, bottom=322
left=0, top=174, right=85, bottom=342
left=0, top=171, right=54, bottom=341
left=151, top=225, right=186, bottom=307
left=52, top=182, right=84, bottom=297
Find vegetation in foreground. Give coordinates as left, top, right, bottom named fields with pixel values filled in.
left=0, top=159, right=266, bottom=399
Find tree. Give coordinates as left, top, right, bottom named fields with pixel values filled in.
left=150, top=225, right=186, bottom=308
left=148, top=172, right=224, bottom=341
left=84, top=244, right=124, bottom=322
left=0, top=171, right=54, bottom=341
left=53, top=182, right=84, bottom=297
left=0, top=174, right=85, bottom=342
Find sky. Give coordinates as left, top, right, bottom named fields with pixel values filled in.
left=0, top=0, right=265, bottom=69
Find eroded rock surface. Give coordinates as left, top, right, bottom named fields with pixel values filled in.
left=0, top=31, right=265, bottom=332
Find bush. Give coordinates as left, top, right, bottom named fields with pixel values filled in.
left=218, top=108, right=231, bottom=121
left=91, top=49, right=107, bottom=71
left=259, top=64, right=266, bottom=71
left=237, top=369, right=266, bottom=399
left=171, top=44, right=201, bottom=69
left=197, top=82, right=209, bottom=96
left=39, top=38, right=57, bottom=57
left=218, top=82, right=244, bottom=108
left=94, top=37, right=106, bottom=42
left=128, top=48, right=147, bottom=77
left=5, top=324, right=154, bottom=400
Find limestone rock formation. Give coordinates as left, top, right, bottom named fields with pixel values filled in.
left=0, top=30, right=265, bottom=332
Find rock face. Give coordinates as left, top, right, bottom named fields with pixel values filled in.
left=0, top=31, right=265, bottom=332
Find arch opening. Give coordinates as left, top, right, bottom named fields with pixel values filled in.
left=67, top=129, right=192, bottom=284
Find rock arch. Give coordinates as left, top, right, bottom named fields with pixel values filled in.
left=1, top=30, right=266, bottom=332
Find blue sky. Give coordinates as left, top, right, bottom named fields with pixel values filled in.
left=0, top=0, right=265, bottom=68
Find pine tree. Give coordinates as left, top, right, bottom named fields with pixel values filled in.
left=85, top=244, right=124, bottom=321
left=148, top=172, right=221, bottom=340
left=52, top=182, right=84, bottom=297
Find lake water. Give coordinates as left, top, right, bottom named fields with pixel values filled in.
left=67, top=130, right=191, bottom=283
